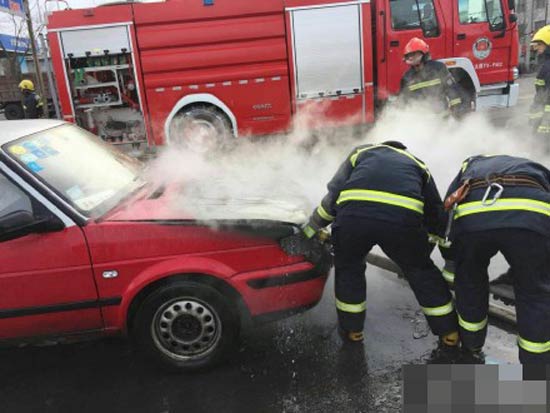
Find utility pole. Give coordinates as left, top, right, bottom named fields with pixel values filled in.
left=22, top=0, right=46, bottom=105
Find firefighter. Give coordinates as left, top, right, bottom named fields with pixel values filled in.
left=445, top=154, right=550, bottom=364
left=400, top=37, right=464, bottom=118
left=18, top=79, right=44, bottom=119
left=528, top=25, right=550, bottom=141
left=296, top=141, right=459, bottom=363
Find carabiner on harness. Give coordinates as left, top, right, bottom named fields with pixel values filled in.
left=481, top=183, right=504, bottom=206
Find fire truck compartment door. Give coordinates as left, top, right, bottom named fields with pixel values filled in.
left=290, top=4, right=363, bottom=99
left=60, top=26, right=131, bottom=58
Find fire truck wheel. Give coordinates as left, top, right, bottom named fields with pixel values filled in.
left=169, top=105, right=233, bottom=153
left=4, top=103, right=24, bottom=120
left=133, top=280, right=240, bottom=371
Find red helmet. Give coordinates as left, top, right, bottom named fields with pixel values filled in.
left=404, top=37, right=430, bottom=56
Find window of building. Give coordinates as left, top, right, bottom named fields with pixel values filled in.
left=390, top=0, right=440, bottom=37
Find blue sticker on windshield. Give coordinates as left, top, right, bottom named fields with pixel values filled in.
left=21, top=153, right=38, bottom=163
left=27, top=161, right=43, bottom=172
left=42, top=146, right=59, bottom=156
left=22, top=141, right=38, bottom=151
left=32, top=149, right=48, bottom=159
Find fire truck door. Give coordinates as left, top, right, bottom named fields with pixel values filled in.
left=383, top=0, right=447, bottom=96
left=287, top=2, right=371, bottom=125
left=452, top=0, right=511, bottom=85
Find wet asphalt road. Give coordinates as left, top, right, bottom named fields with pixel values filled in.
left=0, top=266, right=518, bottom=413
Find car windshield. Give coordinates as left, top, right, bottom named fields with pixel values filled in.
left=3, top=123, right=145, bottom=219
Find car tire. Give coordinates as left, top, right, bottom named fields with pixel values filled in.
left=133, top=281, right=240, bottom=372
left=4, top=103, right=24, bottom=120
left=168, top=105, right=233, bottom=153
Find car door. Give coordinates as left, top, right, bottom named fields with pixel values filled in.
left=383, top=0, right=447, bottom=96
left=0, top=166, right=103, bottom=340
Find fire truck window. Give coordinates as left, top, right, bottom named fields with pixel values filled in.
left=458, top=0, right=504, bottom=27
left=390, top=0, right=440, bottom=37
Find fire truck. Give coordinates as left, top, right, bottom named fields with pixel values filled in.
left=46, top=0, right=519, bottom=152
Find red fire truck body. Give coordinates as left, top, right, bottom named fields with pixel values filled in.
left=46, top=0, right=519, bottom=149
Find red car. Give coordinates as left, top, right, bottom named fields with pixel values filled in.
left=0, top=120, right=330, bottom=370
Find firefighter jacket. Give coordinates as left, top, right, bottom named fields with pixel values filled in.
left=400, top=60, right=463, bottom=115
left=529, top=48, right=550, bottom=135
left=445, top=155, right=550, bottom=238
left=304, top=144, right=446, bottom=238
left=22, top=91, right=44, bottom=119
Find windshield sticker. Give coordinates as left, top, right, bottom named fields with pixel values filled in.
left=26, top=161, right=44, bottom=173
left=66, top=185, right=84, bottom=200
left=8, top=145, right=26, bottom=155
left=22, top=141, right=39, bottom=151
left=31, top=148, right=48, bottom=159
left=20, top=153, right=38, bottom=163
left=42, top=146, right=59, bottom=156
left=74, top=190, right=115, bottom=211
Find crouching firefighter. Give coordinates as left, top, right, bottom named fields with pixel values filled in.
left=293, top=141, right=459, bottom=362
left=400, top=37, right=465, bottom=118
left=528, top=25, right=550, bottom=142
left=444, top=155, right=550, bottom=364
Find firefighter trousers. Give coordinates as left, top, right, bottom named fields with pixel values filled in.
left=332, top=216, right=457, bottom=335
left=454, top=229, right=550, bottom=363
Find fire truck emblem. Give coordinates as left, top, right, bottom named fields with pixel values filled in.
left=472, top=37, right=492, bottom=60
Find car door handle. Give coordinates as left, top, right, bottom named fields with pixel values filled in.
left=457, top=33, right=466, bottom=40
left=390, top=40, right=400, bottom=47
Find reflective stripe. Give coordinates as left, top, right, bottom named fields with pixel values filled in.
left=449, top=98, right=462, bottom=106
left=461, top=160, right=469, bottom=173
left=349, top=145, right=430, bottom=181
left=458, top=314, right=487, bottom=332
left=517, top=336, right=550, bottom=354
left=529, top=112, right=544, bottom=119
left=545, top=105, right=550, bottom=113
left=408, top=78, right=442, bottom=91
left=303, top=225, right=316, bottom=239
left=538, top=125, right=550, bottom=134
left=337, top=189, right=424, bottom=214
left=455, top=198, right=550, bottom=219
left=336, top=298, right=366, bottom=313
left=442, top=269, right=455, bottom=283
left=535, top=79, right=546, bottom=86
left=422, top=300, right=454, bottom=317
left=316, top=205, right=334, bottom=221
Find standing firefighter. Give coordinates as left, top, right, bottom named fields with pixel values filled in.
left=400, top=37, right=464, bottom=117
left=298, top=141, right=459, bottom=362
left=529, top=25, right=550, bottom=140
left=18, top=79, right=44, bottom=119
left=445, top=155, right=550, bottom=364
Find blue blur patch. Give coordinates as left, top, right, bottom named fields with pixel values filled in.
left=27, top=161, right=43, bottom=172
left=22, top=141, right=38, bottom=151
left=32, top=149, right=48, bottom=159
left=20, top=153, right=38, bottom=163
left=204, top=0, right=213, bottom=5
left=42, top=146, right=59, bottom=156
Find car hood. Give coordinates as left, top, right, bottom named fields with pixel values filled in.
left=104, top=184, right=310, bottom=225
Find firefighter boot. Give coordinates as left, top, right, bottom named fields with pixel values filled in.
left=458, top=347, right=486, bottom=364
left=426, top=331, right=460, bottom=364
left=338, top=326, right=364, bottom=344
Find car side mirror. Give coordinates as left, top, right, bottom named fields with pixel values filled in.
left=0, top=210, right=64, bottom=241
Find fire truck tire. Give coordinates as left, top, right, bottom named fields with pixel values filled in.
left=133, top=280, right=240, bottom=372
left=169, top=105, right=233, bottom=153
left=4, top=103, right=24, bottom=120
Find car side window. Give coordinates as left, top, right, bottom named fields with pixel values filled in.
left=458, top=0, right=504, bottom=29
left=390, top=0, right=440, bottom=37
left=0, top=173, right=33, bottom=219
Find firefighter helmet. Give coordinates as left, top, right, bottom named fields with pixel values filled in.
left=18, top=79, right=35, bottom=91
left=404, top=37, right=430, bottom=56
left=532, top=25, right=550, bottom=46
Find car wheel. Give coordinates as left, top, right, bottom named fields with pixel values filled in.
left=168, top=105, right=233, bottom=153
left=4, top=103, right=24, bottom=120
left=133, top=281, right=240, bottom=371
